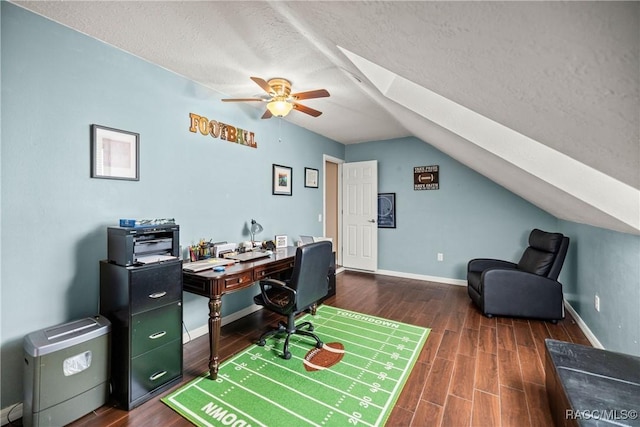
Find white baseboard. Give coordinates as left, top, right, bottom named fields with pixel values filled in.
left=374, top=269, right=467, bottom=287
left=563, top=300, right=603, bottom=349
left=2, top=403, right=22, bottom=426
left=356, top=268, right=602, bottom=348
left=183, top=269, right=463, bottom=345
left=183, top=304, right=263, bottom=343
left=181, top=270, right=601, bottom=353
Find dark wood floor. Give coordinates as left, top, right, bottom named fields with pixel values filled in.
left=65, top=271, right=590, bottom=427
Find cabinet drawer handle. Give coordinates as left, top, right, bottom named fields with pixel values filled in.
left=149, top=370, right=167, bottom=381
left=149, top=291, right=167, bottom=299
left=149, top=331, right=167, bottom=340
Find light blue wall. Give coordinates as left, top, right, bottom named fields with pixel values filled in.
left=346, top=139, right=640, bottom=357
left=346, top=138, right=559, bottom=279
left=0, top=3, right=343, bottom=407
left=346, top=138, right=640, bottom=358
left=558, top=221, right=640, bottom=355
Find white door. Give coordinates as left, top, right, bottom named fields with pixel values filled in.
left=342, top=160, right=378, bottom=271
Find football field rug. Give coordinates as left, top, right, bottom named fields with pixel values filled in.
left=162, top=305, right=430, bottom=427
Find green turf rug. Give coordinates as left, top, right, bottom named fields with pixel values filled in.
left=162, top=305, right=430, bottom=426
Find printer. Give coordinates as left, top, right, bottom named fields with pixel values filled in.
left=107, top=224, right=179, bottom=266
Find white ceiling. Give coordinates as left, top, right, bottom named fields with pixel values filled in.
left=12, top=1, right=640, bottom=234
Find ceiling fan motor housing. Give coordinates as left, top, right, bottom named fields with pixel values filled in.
left=267, top=78, right=292, bottom=98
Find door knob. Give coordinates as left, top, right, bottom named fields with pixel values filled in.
left=368, top=219, right=376, bottom=223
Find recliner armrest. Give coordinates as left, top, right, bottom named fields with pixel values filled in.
left=481, top=268, right=564, bottom=320
left=482, top=268, right=562, bottom=289
left=468, top=258, right=517, bottom=273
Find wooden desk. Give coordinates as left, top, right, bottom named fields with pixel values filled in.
left=182, top=247, right=297, bottom=379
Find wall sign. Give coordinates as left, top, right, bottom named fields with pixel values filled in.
left=189, top=112, right=257, bottom=148
left=414, top=165, right=439, bottom=190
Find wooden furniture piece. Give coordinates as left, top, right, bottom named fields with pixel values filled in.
left=183, top=247, right=298, bottom=379
left=100, top=259, right=183, bottom=409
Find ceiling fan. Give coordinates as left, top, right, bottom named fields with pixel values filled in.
left=221, top=77, right=330, bottom=119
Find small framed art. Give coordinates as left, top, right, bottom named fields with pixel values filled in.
left=91, top=124, right=139, bottom=180
left=304, top=167, right=319, bottom=188
left=377, top=193, right=396, bottom=228
left=272, top=164, right=292, bottom=196
left=275, top=235, right=288, bottom=248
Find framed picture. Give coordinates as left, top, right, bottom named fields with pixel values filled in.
left=91, top=124, right=139, bottom=180
left=275, top=235, right=288, bottom=248
left=377, top=193, right=396, bottom=228
left=272, top=164, right=292, bottom=196
left=304, top=167, right=319, bottom=188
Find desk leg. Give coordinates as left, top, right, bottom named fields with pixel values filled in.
left=208, top=296, right=222, bottom=380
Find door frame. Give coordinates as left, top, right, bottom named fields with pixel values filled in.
left=323, top=154, right=343, bottom=267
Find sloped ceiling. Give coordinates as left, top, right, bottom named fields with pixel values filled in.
left=11, top=1, right=640, bottom=234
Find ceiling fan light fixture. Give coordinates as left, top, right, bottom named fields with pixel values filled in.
left=223, top=77, right=328, bottom=119
left=266, top=99, right=293, bottom=117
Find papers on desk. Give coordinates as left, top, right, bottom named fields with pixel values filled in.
left=183, top=258, right=237, bottom=273
left=225, top=250, right=271, bottom=262
left=136, top=255, right=178, bottom=264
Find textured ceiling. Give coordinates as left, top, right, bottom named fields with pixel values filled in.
left=11, top=1, right=640, bottom=234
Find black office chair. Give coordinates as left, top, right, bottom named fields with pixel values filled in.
left=253, top=240, right=332, bottom=359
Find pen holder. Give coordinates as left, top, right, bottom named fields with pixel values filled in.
left=190, top=242, right=215, bottom=261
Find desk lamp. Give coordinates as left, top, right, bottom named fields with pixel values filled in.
left=250, top=219, right=263, bottom=247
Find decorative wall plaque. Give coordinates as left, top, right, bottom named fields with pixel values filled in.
left=189, top=112, right=257, bottom=148
left=414, top=165, right=439, bottom=190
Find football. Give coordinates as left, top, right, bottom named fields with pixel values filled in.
left=303, top=342, right=345, bottom=372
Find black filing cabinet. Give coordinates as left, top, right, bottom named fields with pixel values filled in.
left=100, top=259, right=183, bottom=410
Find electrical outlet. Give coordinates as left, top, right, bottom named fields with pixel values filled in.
left=437, top=253, right=444, bottom=262
left=595, top=294, right=600, bottom=312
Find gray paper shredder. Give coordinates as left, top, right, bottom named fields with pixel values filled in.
left=23, top=315, right=111, bottom=427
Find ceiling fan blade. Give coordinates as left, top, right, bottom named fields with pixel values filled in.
left=293, top=102, right=322, bottom=117
left=261, top=109, right=273, bottom=119
left=251, top=77, right=274, bottom=95
left=221, top=98, right=265, bottom=102
left=291, top=89, right=330, bottom=100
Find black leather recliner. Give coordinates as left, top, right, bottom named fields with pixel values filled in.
left=254, top=240, right=332, bottom=359
left=467, top=229, right=570, bottom=323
